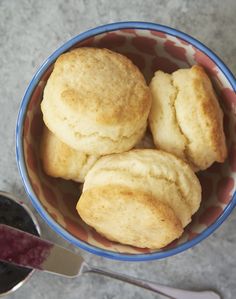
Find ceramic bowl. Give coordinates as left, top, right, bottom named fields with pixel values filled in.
left=16, top=22, right=236, bottom=261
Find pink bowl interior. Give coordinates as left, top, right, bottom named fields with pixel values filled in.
left=23, top=28, right=236, bottom=255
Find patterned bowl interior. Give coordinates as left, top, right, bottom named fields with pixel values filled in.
left=23, top=28, right=236, bottom=256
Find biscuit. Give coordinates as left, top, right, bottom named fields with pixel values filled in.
left=41, top=47, right=151, bottom=155
left=40, top=126, right=98, bottom=182
left=77, top=185, right=183, bottom=249
left=77, top=149, right=201, bottom=248
left=149, top=65, right=227, bottom=171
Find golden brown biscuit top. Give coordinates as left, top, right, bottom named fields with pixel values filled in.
left=189, top=65, right=227, bottom=163
left=77, top=184, right=183, bottom=249
left=44, top=47, right=151, bottom=126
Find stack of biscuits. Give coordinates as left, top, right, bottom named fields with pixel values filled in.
left=40, top=47, right=227, bottom=249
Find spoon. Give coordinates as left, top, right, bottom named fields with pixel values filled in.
left=0, top=224, right=221, bottom=299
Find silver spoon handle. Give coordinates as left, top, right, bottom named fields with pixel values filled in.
left=82, top=264, right=220, bottom=299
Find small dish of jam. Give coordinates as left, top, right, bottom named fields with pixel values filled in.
left=0, top=191, right=40, bottom=296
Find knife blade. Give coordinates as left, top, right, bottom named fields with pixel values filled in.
left=0, top=224, right=84, bottom=277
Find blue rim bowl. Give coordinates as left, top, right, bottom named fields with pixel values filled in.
left=16, top=22, right=236, bottom=261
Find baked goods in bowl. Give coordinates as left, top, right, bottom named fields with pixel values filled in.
left=149, top=65, right=227, bottom=171
left=41, top=47, right=152, bottom=155
left=16, top=22, right=236, bottom=260
left=77, top=149, right=201, bottom=249
left=40, top=126, right=98, bottom=182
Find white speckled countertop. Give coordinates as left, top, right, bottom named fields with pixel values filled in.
left=0, top=0, right=236, bottom=298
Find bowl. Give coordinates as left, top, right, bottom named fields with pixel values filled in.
left=16, top=22, right=236, bottom=261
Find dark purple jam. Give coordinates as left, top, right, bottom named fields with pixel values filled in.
left=0, top=194, right=39, bottom=294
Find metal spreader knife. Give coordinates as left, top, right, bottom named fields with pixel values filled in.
left=0, top=224, right=220, bottom=299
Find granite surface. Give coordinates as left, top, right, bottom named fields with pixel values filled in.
left=0, top=0, right=236, bottom=298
